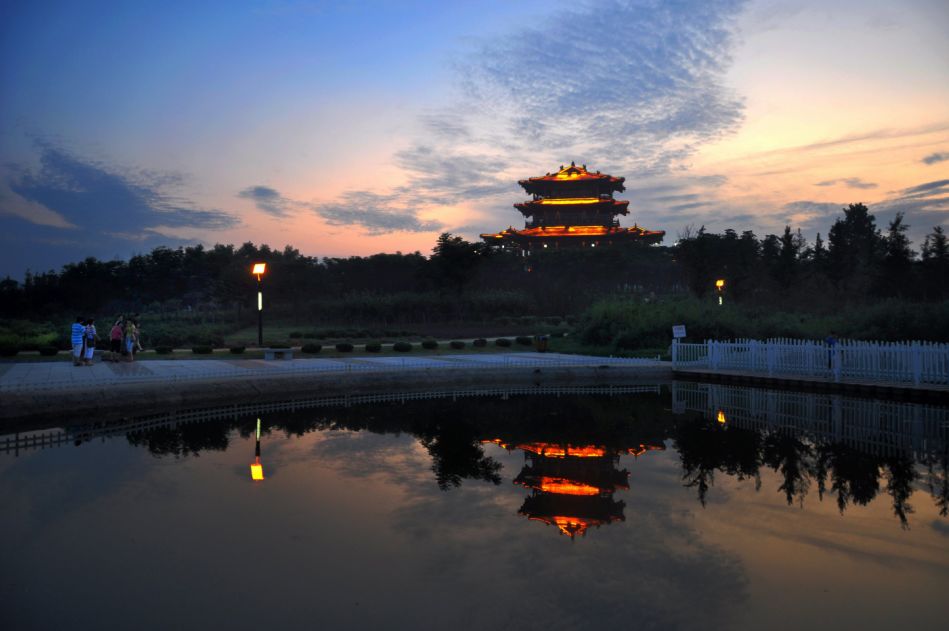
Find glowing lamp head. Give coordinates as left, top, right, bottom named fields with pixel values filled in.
left=252, top=263, right=267, bottom=276
left=715, top=279, right=725, bottom=289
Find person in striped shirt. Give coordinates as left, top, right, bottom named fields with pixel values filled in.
left=70, top=316, right=85, bottom=366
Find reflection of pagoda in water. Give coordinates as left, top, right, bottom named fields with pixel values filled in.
left=486, top=440, right=664, bottom=539
left=480, top=162, right=665, bottom=252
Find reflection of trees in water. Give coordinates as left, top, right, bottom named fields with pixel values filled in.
left=126, top=421, right=231, bottom=457
left=119, top=391, right=946, bottom=525
left=673, top=416, right=929, bottom=527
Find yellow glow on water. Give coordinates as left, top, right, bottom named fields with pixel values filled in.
left=251, top=460, right=264, bottom=480
left=538, top=477, right=601, bottom=496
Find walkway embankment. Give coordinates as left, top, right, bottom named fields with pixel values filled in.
left=0, top=353, right=671, bottom=425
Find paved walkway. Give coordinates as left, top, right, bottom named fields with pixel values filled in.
left=0, top=353, right=666, bottom=393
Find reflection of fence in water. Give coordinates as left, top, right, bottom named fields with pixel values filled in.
left=672, top=381, right=949, bottom=458
left=1, top=384, right=662, bottom=456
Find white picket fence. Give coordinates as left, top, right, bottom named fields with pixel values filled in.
left=672, top=338, right=949, bottom=386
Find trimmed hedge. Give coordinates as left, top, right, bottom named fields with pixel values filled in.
left=449, top=340, right=465, bottom=349
left=336, top=342, right=354, bottom=352
left=39, top=346, right=60, bottom=356
left=229, top=346, right=246, bottom=354
left=365, top=342, right=382, bottom=352
left=393, top=341, right=412, bottom=352
left=515, top=336, right=533, bottom=346
left=495, top=338, right=512, bottom=347
left=473, top=338, right=487, bottom=347
left=155, top=346, right=174, bottom=355
left=0, top=347, right=19, bottom=357
left=192, top=345, right=213, bottom=354
left=421, top=339, right=438, bottom=350
left=301, top=343, right=322, bottom=354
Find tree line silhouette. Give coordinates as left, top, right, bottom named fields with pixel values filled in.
left=1, top=203, right=945, bottom=327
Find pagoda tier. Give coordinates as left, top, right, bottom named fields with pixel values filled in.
left=481, top=162, right=664, bottom=251
left=514, top=456, right=630, bottom=495
left=519, top=163, right=625, bottom=197
left=519, top=493, right=626, bottom=538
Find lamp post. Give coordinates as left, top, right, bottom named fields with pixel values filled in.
left=715, top=278, right=725, bottom=306
left=252, top=263, right=266, bottom=346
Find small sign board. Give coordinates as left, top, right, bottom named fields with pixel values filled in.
left=672, top=325, right=687, bottom=339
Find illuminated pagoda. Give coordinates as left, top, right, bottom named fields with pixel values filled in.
left=481, top=162, right=664, bottom=251
left=482, top=439, right=663, bottom=539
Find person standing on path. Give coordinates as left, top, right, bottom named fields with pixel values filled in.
left=109, top=317, right=123, bottom=362
left=83, top=319, right=98, bottom=366
left=124, top=318, right=137, bottom=362
left=70, top=316, right=85, bottom=366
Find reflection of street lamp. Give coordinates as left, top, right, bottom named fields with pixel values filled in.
left=715, top=278, right=725, bottom=306
left=252, top=263, right=266, bottom=346
left=716, top=410, right=727, bottom=425
left=250, top=417, right=264, bottom=481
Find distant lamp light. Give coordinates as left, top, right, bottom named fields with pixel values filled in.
left=715, top=279, right=725, bottom=306
left=717, top=410, right=726, bottom=425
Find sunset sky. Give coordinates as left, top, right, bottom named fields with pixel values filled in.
left=1, top=0, right=947, bottom=276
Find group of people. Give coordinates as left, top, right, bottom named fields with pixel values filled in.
left=70, top=315, right=142, bottom=366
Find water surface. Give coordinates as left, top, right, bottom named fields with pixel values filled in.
left=2, top=383, right=947, bottom=630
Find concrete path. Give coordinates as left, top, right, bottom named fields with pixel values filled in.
left=0, top=353, right=665, bottom=394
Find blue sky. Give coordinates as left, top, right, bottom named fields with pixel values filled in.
left=1, top=0, right=947, bottom=276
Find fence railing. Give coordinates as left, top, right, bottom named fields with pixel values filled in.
left=671, top=381, right=949, bottom=458
left=672, top=338, right=949, bottom=386
left=0, top=354, right=663, bottom=394
left=0, top=384, right=662, bottom=456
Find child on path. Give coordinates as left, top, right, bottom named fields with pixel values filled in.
left=83, top=319, right=98, bottom=365
left=70, top=316, right=85, bottom=366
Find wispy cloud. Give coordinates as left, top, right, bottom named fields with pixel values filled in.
left=8, top=141, right=237, bottom=235
left=921, top=151, right=949, bottom=165
left=814, top=177, right=878, bottom=189
left=457, top=0, right=746, bottom=175
left=312, top=190, right=443, bottom=235
left=237, top=185, right=294, bottom=217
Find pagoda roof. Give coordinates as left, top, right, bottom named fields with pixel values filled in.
left=519, top=162, right=625, bottom=189
left=480, top=225, right=666, bottom=241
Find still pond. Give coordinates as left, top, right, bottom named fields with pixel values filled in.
left=2, top=382, right=947, bottom=630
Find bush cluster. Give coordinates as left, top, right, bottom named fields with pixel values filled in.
left=155, top=346, right=174, bottom=354
left=421, top=339, right=438, bottom=350
left=473, top=338, right=487, bottom=347
left=393, top=341, right=412, bottom=352
left=191, top=345, right=213, bottom=354
left=365, top=342, right=382, bottom=352
left=495, top=338, right=512, bottom=347
left=301, top=343, right=322, bottom=354
left=449, top=340, right=465, bottom=349
left=335, top=342, right=354, bottom=352
left=39, top=346, right=59, bottom=356
left=515, top=336, right=532, bottom=346
left=229, top=346, right=246, bottom=354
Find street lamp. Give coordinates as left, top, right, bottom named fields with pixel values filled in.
left=715, top=278, right=725, bottom=306
left=252, top=262, right=266, bottom=346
